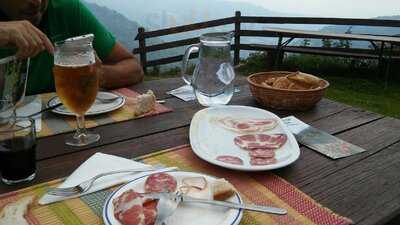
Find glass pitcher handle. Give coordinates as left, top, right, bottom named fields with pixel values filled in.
left=181, top=44, right=199, bottom=85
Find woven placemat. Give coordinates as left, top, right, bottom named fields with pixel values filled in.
left=0, top=145, right=352, bottom=225
left=37, top=88, right=172, bottom=138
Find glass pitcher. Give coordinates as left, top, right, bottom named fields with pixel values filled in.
left=182, top=32, right=235, bottom=107
left=0, top=56, right=30, bottom=123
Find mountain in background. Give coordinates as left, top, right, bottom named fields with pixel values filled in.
left=84, top=0, right=292, bottom=31
left=83, top=0, right=400, bottom=65
left=309, top=15, right=400, bottom=48
left=83, top=1, right=181, bottom=61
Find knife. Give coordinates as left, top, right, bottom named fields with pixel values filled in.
left=142, top=192, right=287, bottom=215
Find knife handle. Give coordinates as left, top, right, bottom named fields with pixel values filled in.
left=182, top=197, right=287, bottom=215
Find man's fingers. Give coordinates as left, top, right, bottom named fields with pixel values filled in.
left=25, top=28, right=45, bottom=56
left=31, top=25, right=54, bottom=54
left=14, top=33, right=30, bottom=58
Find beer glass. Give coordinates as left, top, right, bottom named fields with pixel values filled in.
left=53, top=34, right=100, bottom=146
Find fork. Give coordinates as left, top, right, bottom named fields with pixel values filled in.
left=46, top=165, right=172, bottom=197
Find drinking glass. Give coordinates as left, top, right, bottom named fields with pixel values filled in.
left=0, top=117, right=36, bottom=185
left=53, top=34, right=100, bottom=146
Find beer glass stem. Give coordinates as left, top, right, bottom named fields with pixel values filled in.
left=75, top=115, right=87, bottom=138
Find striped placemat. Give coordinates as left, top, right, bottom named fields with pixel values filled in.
left=37, top=88, right=172, bottom=138
left=0, top=145, right=352, bottom=225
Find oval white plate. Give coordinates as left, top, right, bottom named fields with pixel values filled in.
left=190, top=105, right=300, bottom=171
left=47, top=91, right=125, bottom=116
left=103, top=171, right=243, bottom=225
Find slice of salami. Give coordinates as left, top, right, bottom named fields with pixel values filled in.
left=144, top=172, right=177, bottom=193
left=217, top=117, right=277, bottom=133
left=234, top=133, right=287, bottom=150
left=113, top=190, right=145, bottom=225
left=249, top=149, right=275, bottom=158
left=250, top=157, right=277, bottom=166
left=216, top=155, right=244, bottom=165
left=143, top=200, right=158, bottom=225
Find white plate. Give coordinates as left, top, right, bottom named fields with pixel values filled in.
left=190, top=105, right=300, bottom=171
left=47, top=91, right=125, bottom=116
left=103, top=171, right=243, bottom=225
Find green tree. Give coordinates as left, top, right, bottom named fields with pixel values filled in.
left=302, top=38, right=311, bottom=47
left=322, top=38, right=332, bottom=48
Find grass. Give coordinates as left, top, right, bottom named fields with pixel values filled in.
left=144, top=53, right=400, bottom=118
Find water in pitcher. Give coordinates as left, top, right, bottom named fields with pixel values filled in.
left=182, top=32, right=235, bottom=107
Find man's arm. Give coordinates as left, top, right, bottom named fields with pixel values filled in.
left=98, top=42, right=144, bottom=89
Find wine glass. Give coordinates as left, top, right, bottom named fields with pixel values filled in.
left=53, top=34, right=100, bottom=146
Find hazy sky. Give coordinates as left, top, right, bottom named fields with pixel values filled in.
left=228, top=0, right=400, bottom=18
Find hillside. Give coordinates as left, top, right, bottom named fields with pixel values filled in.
left=83, top=1, right=180, bottom=61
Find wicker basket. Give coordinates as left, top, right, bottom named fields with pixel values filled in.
left=247, top=71, right=330, bottom=111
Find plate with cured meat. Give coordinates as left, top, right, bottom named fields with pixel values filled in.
left=103, top=171, right=243, bottom=225
left=190, top=105, right=300, bottom=171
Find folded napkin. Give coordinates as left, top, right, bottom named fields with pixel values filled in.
left=16, top=95, right=42, bottom=132
left=39, top=153, right=166, bottom=205
left=167, top=85, right=196, bottom=101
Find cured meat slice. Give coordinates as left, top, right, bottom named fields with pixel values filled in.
left=234, top=134, right=287, bottom=150
left=143, top=200, right=158, bottom=225
left=250, top=157, right=277, bottom=166
left=144, top=173, right=177, bottom=193
left=216, top=155, right=244, bottom=165
left=113, top=190, right=145, bottom=225
left=217, top=117, right=277, bottom=133
left=249, top=149, right=275, bottom=158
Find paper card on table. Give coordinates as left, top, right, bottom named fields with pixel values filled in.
left=282, top=116, right=366, bottom=159
left=167, top=85, right=240, bottom=102
left=167, top=85, right=195, bottom=101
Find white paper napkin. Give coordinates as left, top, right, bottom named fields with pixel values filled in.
left=16, top=95, right=42, bottom=132
left=39, top=153, right=168, bottom=205
left=167, top=85, right=196, bottom=101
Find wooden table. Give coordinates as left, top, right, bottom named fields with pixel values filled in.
left=1, top=77, right=400, bottom=225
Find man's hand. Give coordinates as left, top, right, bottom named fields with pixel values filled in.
left=0, top=20, right=54, bottom=58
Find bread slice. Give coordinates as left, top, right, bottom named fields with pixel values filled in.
left=212, top=178, right=236, bottom=201
left=0, top=196, right=34, bottom=225
left=128, top=90, right=156, bottom=116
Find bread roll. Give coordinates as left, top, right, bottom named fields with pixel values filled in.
left=272, top=77, right=292, bottom=89
left=0, top=196, right=34, bottom=225
left=287, top=72, right=321, bottom=89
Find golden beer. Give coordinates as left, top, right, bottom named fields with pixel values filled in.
left=53, top=64, right=98, bottom=116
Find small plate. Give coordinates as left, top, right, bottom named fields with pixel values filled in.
left=47, top=91, right=125, bottom=116
left=190, top=105, right=300, bottom=171
left=103, top=171, right=243, bottom=225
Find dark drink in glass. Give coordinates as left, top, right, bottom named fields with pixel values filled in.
left=0, top=118, right=36, bottom=185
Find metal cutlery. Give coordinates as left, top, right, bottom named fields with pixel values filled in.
left=142, top=192, right=287, bottom=215
left=46, top=166, right=177, bottom=197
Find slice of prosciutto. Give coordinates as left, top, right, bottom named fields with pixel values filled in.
left=216, top=155, right=244, bottom=165
left=113, top=190, right=146, bottom=225
left=234, top=133, right=287, bottom=150
left=216, top=117, right=277, bottom=133
left=250, top=157, right=277, bottom=166
left=248, top=149, right=275, bottom=158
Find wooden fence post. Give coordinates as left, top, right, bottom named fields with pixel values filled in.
left=234, top=11, right=241, bottom=66
left=138, top=27, right=147, bottom=74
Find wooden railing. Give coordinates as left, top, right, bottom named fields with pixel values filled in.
left=132, top=11, right=400, bottom=72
